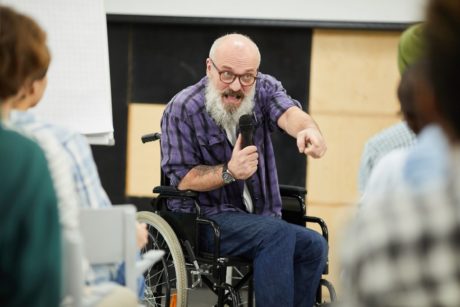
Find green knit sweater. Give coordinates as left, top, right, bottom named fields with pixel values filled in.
left=0, top=124, right=61, bottom=306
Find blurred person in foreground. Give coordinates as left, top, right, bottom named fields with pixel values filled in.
left=341, top=0, right=460, bottom=306
left=0, top=6, right=60, bottom=306
left=1, top=5, right=143, bottom=306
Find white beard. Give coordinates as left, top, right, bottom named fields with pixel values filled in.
left=205, top=82, right=255, bottom=132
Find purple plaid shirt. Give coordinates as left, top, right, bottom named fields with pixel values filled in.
left=161, top=73, right=301, bottom=217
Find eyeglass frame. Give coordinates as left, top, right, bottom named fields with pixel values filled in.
left=209, top=58, right=258, bottom=86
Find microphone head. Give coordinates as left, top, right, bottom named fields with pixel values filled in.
left=239, top=114, right=254, bottom=148
left=239, top=114, right=254, bottom=131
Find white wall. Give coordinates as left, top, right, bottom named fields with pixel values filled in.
left=105, top=0, right=426, bottom=24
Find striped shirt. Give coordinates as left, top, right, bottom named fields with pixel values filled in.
left=161, top=73, right=301, bottom=217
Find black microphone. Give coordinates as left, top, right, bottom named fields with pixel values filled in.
left=239, top=114, right=254, bottom=148
left=238, top=114, right=257, bottom=212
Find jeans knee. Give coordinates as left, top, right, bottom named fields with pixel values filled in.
left=260, top=221, right=295, bottom=247
left=296, top=229, right=328, bottom=263
left=313, top=232, right=328, bottom=261
left=320, top=235, right=328, bottom=257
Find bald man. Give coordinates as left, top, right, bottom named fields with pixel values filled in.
left=160, top=33, right=327, bottom=306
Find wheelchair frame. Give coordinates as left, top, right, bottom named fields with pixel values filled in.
left=137, top=132, right=336, bottom=307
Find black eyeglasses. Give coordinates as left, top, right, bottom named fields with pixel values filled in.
left=210, top=58, right=258, bottom=86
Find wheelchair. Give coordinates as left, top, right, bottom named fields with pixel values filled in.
left=137, top=132, right=336, bottom=307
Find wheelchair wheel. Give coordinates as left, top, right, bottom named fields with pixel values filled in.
left=137, top=211, right=188, bottom=307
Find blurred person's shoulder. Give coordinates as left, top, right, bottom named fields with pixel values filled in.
left=9, top=110, right=88, bottom=150
left=0, top=123, right=53, bottom=198
left=0, top=123, right=47, bottom=163
left=404, top=124, right=449, bottom=192
left=360, top=146, right=410, bottom=210
left=365, top=122, right=416, bottom=153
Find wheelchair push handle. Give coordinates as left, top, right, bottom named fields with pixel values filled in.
left=141, top=132, right=161, bottom=143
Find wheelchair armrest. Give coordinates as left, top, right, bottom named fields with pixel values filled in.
left=153, top=185, right=201, bottom=215
left=280, top=184, right=307, bottom=218
left=279, top=184, right=307, bottom=197
left=303, top=216, right=328, bottom=242
left=304, top=216, right=330, bottom=274
left=153, top=186, right=198, bottom=199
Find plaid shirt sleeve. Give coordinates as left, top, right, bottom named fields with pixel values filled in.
left=161, top=99, right=201, bottom=186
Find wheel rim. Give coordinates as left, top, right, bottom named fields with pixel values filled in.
left=142, top=223, right=177, bottom=306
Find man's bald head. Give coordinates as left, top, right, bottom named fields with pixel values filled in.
left=209, top=33, right=261, bottom=68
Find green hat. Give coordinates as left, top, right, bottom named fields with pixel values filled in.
left=398, top=24, right=425, bottom=75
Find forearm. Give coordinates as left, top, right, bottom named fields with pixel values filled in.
left=278, top=106, right=327, bottom=158
left=278, top=106, right=320, bottom=137
left=178, top=164, right=225, bottom=192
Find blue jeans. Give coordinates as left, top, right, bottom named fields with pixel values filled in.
left=200, top=212, right=327, bottom=307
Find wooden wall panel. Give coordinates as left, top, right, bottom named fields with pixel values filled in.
left=307, top=29, right=403, bottom=295
left=308, top=202, right=357, bottom=295
left=126, top=103, right=165, bottom=197
left=307, top=113, right=400, bottom=204
left=310, top=30, right=401, bottom=115
left=308, top=29, right=403, bottom=203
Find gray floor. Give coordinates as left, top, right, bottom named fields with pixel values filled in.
left=188, top=287, right=218, bottom=307
left=188, top=286, right=251, bottom=307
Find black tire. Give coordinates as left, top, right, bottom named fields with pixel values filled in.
left=316, top=278, right=337, bottom=306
